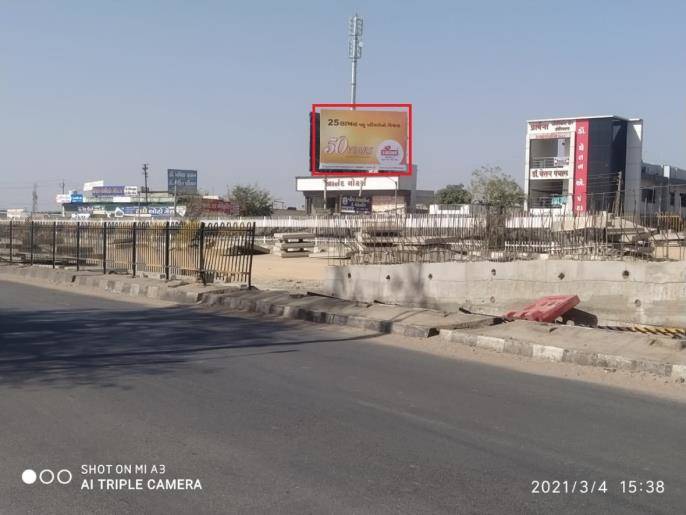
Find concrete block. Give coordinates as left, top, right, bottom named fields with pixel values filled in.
left=671, top=364, right=686, bottom=380
left=531, top=344, right=565, bottom=362
left=502, top=339, right=534, bottom=358
left=474, top=335, right=505, bottom=352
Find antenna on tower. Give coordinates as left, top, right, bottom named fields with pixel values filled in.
left=32, top=183, right=38, bottom=214
left=348, top=13, right=363, bottom=109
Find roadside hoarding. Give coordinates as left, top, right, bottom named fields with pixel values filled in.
left=202, top=198, right=239, bottom=215
left=91, top=186, right=125, bottom=197
left=311, top=104, right=412, bottom=176
left=70, top=193, right=83, bottom=203
left=168, top=169, right=198, bottom=194
left=56, top=194, right=71, bottom=204
left=83, top=180, right=104, bottom=191
left=124, top=185, right=139, bottom=196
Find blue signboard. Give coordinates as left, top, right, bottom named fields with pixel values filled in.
left=168, top=169, right=198, bottom=194
left=70, top=194, right=83, bottom=203
left=341, top=195, right=371, bottom=214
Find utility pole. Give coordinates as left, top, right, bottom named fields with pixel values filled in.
left=348, top=13, right=363, bottom=108
left=142, top=163, right=149, bottom=206
left=60, top=179, right=66, bottom=194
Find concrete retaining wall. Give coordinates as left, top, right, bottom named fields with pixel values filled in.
left=325, top=260, right=686, bottom=326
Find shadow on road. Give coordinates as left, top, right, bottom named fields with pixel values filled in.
left=0, top=305, right=380, bottom=388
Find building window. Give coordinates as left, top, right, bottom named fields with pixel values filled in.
left=681, top=195, right=686, bottom=208
left=641, top=189, right=655, bottom=204
left=670, top=192, right=675, bottom=206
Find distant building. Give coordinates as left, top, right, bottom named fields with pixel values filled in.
left=524, top=116, right=686, bottom=214
left=296, top=165, right=434, bottom=214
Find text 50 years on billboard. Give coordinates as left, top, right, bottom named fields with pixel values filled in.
left=310, top=104, right=412, bottom=176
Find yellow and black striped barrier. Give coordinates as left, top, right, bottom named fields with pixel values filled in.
left=599, top=325, right=686, bottom=337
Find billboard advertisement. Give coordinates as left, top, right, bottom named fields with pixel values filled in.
left=91, top=186, right=125, bottom=197
left=311, top=104, right=412, bottom=176
left=83, top=180, right=104, bottom=192
left=168, top=169, right=198, bottom=194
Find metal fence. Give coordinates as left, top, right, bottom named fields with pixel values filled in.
left=0, top=221, right=256, bottom=285
left=319, top=206, right=686, bottom=265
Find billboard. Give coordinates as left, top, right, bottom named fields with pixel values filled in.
left=311, top=104, right=412, bottom=176
left=91, top=186, right=125, bottom=197
left=83, top=180, right=104, bottom=192
left=168, top=169, right=198, bottom=194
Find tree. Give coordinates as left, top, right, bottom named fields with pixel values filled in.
left=230, top=184, right=273, bottom=216
left=469, top=166, right=525, bottom=208
left=436, top=184, right=472, bottom=205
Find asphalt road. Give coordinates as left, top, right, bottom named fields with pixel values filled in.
left=0, top=280, right=684, bottom=514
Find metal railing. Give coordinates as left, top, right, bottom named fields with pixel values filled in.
left=0, top=221, right=256, bottom=285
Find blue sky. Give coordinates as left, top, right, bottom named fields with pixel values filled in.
left=2, top=0, right=685, bottom=209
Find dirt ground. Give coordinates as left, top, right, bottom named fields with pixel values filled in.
left=249, top=253, right=330, bottom=292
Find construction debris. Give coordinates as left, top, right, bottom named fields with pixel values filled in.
left=273, top=232, right=314, bottom=258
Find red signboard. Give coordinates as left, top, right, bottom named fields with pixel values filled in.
left=573, top=119, right=589, bottom=213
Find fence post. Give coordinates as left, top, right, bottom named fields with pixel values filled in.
left=102, top=221, right=107, bottom=274
left=52, top=221, right=56, bottom=269
left=164, top=221, right=170, bottom=281
left=199, top=222, right=206, bottom=285
left=76, top=222, right=80, bottom=271
left=132, top=222, right=137, bottom=277
left=247, top=222, right=256, bottom=288
left=8, top=220, right=12, bottom=263
left=30, top=221, right=34, bottom=265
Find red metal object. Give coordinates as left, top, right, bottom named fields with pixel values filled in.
left=504, top=295, right=580, bottom=323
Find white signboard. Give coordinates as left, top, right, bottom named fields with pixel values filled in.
left=56, top=194, right=72, bottom=204
left=83, top=180, right=104, bottom=191
left=7, top=208, right=27, bottom=220
left=530, top=169, right=571, bottom=180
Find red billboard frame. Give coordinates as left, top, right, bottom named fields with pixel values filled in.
left=310, top=103, right=413, bottom=176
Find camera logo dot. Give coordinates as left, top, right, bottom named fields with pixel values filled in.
left=22, top=468, right=72, bottom=485
left=22, top=469, right=37, bottom=485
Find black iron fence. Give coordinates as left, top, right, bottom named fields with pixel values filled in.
left=0, top=221, right=256, bottom=285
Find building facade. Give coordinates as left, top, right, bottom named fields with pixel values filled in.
left=296, top=165, right=434, bottom=214
left=524, top=116, right=686, bottom=215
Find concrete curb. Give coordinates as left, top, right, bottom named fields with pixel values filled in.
left=2, top=264, right=684, bottom=381
left=439, top=330, right=686, bottom=381
left=0, top=265, right=229, bottom=305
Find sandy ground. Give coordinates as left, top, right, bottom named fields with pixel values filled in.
left=249, top=253, right=330, bottom=292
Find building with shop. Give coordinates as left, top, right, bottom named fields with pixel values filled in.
left=57, top=180, right=238, bottom=219
left=524, top=115, right=686, bottom=214
left=296, top=166, right=434, bottom=214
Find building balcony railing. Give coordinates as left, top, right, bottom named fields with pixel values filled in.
left=530, top=156, right=569, bottom=168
